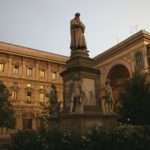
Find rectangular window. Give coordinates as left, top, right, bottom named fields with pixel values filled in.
left=40, top=70, right=45, bottom=78
left=12, top=90, right=17, bottom=100
left=0, top=63, right=4, bottom=72
left=27, top=91, right=32, bottom=103
left=52, top=72, right=56, bottom=80
left=40, top=85, right=44, bottom=89
left=27, top=68, right=32, bottom=76
left=27, top=84, right=31, bottom=87
left=14, top=65, right=19, bottom=74
left=39, top=93, right=44, bottom=103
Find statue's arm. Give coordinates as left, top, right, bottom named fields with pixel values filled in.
left=71, top=21, right=80, bottom=28
left=71, top=20, right=85, bottom=31
left=79, top=21, right=85, bottom=32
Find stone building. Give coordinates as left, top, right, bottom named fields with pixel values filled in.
left=0, top=42, right=68, bottom=130
left=94, top=30, right=150, bottom=113
left=0, top=30, right=150, bottom=131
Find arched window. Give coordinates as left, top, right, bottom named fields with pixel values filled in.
left=135, top=52, right=144, bottom=71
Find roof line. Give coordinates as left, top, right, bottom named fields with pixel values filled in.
left=0, top=41, right=69, bottom=58
left=94, top=30, right=150, bottom=60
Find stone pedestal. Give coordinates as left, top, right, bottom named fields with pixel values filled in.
left=60, top=49, right=100, bottom=114
left=59, top=49, right=117, bottom=133
left=48, top=113, right=117, bottom=134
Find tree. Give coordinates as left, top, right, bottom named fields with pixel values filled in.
left=0, top=83, right=16, bottom=128
left=118, top=72, right=150, bottom=125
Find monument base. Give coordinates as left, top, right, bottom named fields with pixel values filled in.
left=70, top=49, right=89, bottom=58
left=48, top=113, right=117, bottom=134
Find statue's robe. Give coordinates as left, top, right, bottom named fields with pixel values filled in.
left=70, top=18, right=87, bottom=50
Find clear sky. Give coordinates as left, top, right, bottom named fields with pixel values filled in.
left=0, top=0, right=150, bottom=57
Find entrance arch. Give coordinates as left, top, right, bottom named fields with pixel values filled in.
left=107, top=64, right=130, bottom=111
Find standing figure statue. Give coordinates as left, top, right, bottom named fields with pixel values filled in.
left=49, top=84, right=58, bottom=114
left=69, top=74, right=83, bottom=113
left=70, top=13, right=87, bottom=50
left=105, top=79, right=114, bottom=112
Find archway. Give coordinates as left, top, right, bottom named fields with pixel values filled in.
left=107, top=64, right=130, bottom=111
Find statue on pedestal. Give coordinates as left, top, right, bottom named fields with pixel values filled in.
left=69, top=74, right=83, bottom=113
left=105, top=79, right=114, bottom=113
left=70, top=13, right=87, bottom=50
left=49, top=84, right=58, bottom=114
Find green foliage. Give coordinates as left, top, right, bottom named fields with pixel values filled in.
left=118, top=72, right=150, bottom=125
left=87, top=127, right=111, bottom=150
left=10, top=127, right=85, bottom=150
left=9, top=125, right=150, bottom=150
left=87, top=125, right=150, bottom=150
left=0, top=83, right=16, bottom=128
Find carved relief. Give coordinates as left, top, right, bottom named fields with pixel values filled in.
left=39, top=61, right=48, bottom=70
left=0, top=53, right=8, bottom=63
left=64, top=79, right=73, bottom=108
left=123, top=56, right=131, bottom=62
left=12, top=55, right=22, bottom=66
left=26, top=58, right=35, bottom=68
left=82, top=78, right=96, bottom=105
left=50, top=63, right=58, bottom=72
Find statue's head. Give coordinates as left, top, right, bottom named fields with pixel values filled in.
left=73, top=73, right=79, bottom=80
left=105, top=79, right=110, bottom=85
left=75, top=13, right=80, bottom=17
left=51, top=84, right=56, bottom=89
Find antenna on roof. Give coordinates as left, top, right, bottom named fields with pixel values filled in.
left=130, top=25, right=139, bottom=34
left=130, top=25, right=133, bottom=34
left=135, top=25, right=138, bottom=32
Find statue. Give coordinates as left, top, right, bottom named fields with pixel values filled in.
left=105, top=79, right=114, bottom=112
left=70, top=13, right=87, bottom=50
left=69, top=74, right=83, bottom=113
left=49, top=84, right=58, bottom=114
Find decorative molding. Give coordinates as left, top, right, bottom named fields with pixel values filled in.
left=24, top=87, right=33, bottom=91
left=0, top=58, right=8, bottom=64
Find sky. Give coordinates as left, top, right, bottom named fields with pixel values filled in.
left=0, top=0, right=150, bottom=57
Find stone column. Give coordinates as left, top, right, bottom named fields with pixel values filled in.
left=130, top=52, right=135, bottom=73
left=19, top=83, right=25, bottom=103
left=35, top=60, right=39, bottom=80
left=32, top=113, right=37, bottom=130
left=19, top=111, right=23, bottom=129
left=143, top=46, right=149, bottom=71
left=34, top=85, right=39, bottom=104
left=22, top=57, right=26, bottom=78
left=15, top=111, right=20, bottom=129
left=8, top=54, right=12, bottom=76
left=47, top=63, right=51, bottom=82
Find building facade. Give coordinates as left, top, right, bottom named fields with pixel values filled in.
left=94, top=30, right=150, bottom=112
left=0, top=42, right=68, bottom=130
left=0, top=30, right=150, bottom=130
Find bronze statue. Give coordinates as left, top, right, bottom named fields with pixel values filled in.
left=105, top=79, right=114, bottom=111
left=49, top=84, right=58, bottom=114
left=70, top=13, right=87, bottom=50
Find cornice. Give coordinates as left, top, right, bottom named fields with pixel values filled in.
left=93, top=30, right=150, bottom=64
left=0, top=41, right=69, bottom=65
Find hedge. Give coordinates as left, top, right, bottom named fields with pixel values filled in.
left=9, top=125, right=150, bottom=150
